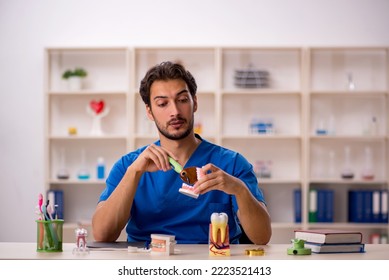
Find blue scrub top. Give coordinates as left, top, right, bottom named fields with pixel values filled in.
left=99, top=135, right=265, bottom=244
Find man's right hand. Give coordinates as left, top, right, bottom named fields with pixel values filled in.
left=130, top=144, right=174, bottom=173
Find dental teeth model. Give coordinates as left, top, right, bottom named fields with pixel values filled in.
left=150, top=234, right=176, bottom=256
left=178, top=183, right=199, bottom=199
left=168, top=157, right=205, bottom=199
left=178, top=167, right=205, bottom=199
left=209, top=212, right=230, bottom=256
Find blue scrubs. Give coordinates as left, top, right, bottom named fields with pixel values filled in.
left=99, top=135, right=265, bottom=244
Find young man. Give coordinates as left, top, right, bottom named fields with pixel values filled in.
left=92, top=61, right=271, bottom=244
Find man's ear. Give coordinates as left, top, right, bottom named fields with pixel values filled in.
left=146, top=105, right=154, bottom=121
left=193, top=95, right=198, bottom=113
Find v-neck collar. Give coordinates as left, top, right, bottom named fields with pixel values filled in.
left=155, top=134, right=205, bottom=168
left=183, top=134, right=205, bottom=168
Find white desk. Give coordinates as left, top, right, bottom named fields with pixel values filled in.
left=1, top=243, right=388, bottom=260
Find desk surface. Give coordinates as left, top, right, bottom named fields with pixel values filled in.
left=1, top=243, right=389, bottom=260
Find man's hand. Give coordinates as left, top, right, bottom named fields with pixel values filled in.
left=131, top=144, right=174, bottom=173
left=193, top=163, right=244, bottom=196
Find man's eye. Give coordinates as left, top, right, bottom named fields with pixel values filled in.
left=178, top=98, right=189, bottom=103
left=157, top=102, right=167, bottom=107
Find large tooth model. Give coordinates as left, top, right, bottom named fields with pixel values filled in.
left=209, top=212, right=230, bottom=256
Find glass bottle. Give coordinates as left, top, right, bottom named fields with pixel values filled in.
left=361, top=146, right=374, bottom=180
left=77, top=149, right=90, bottom=180
left=341, top=146, right=354, bottom=179
left=56, top=148, right=70, bottom=180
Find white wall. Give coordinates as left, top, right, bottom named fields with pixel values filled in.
left=0, top=0, right=388, bottom=242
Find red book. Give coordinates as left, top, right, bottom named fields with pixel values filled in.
left=294, top=229, right=363, bottom=244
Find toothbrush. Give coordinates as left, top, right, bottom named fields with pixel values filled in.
left=38, top=193, right=43, bottom=214
left=38, top=219, right=44, bottom=250
left=41, top=205, right=57, bottom=248
left=168, top=157, right=183, bottom=173
left=47, top=204, right=54, bottom=220
left=37, top=193, right=44, bottom=249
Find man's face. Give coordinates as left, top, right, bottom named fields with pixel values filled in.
left=146, top=79, right=197, bottom=140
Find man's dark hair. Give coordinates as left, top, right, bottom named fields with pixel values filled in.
left=139, top=61, right=197, bottom=107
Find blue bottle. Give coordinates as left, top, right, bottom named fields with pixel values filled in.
left=97, top=157, right=105, bottom=180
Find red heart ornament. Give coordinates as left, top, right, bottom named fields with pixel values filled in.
left=90, top=100, right=105, bottom=114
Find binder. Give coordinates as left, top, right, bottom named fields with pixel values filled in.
left=294, top=189, right=302, bottom=223
left=46, top=190, right=64, bottom=219
left=324, top=190, right=334, bottom=222
left=316, top=190, right=326, bottom=222
left=372, top=190, right=380, bottom=223
left=363, top=190, right=373, bottom=223
left=309, top=189, right=317, bottom=223
left=348, top=190, right=364, bottom=223
left=381, top=190, right=388, bottom=223
left=309, top=189, right=334, bottom=223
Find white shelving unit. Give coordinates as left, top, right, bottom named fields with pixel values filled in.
left=306, top=47, right=389, bottom=244
left=219, top=48, right=306, bottom=243
left=44, top=46, right=389, bottom=243
left=44, top=47, right=130, bottom=241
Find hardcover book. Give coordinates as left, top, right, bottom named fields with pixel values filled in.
left=294, top=229, right=363, bottom=244
left=304, top=242, right=365, bottom=254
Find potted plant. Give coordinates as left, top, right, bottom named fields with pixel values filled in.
left=62, top=67, right=87, bottom=90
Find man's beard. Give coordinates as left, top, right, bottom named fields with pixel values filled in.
left=154, top=115, right=194, bottom=140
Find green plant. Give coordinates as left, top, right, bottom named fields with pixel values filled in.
left=62, top=68, right=87, bottom=79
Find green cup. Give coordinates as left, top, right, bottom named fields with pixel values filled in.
left=36, top=219, right=64, bottom=252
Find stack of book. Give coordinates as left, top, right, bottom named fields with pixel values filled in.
left=294, top=229, right=365, bottom=254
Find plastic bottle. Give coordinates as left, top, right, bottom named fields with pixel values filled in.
left=97, top=157, right=106, bottom=180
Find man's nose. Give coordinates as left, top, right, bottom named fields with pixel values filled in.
left=170, top=102, right=180, bottom=116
